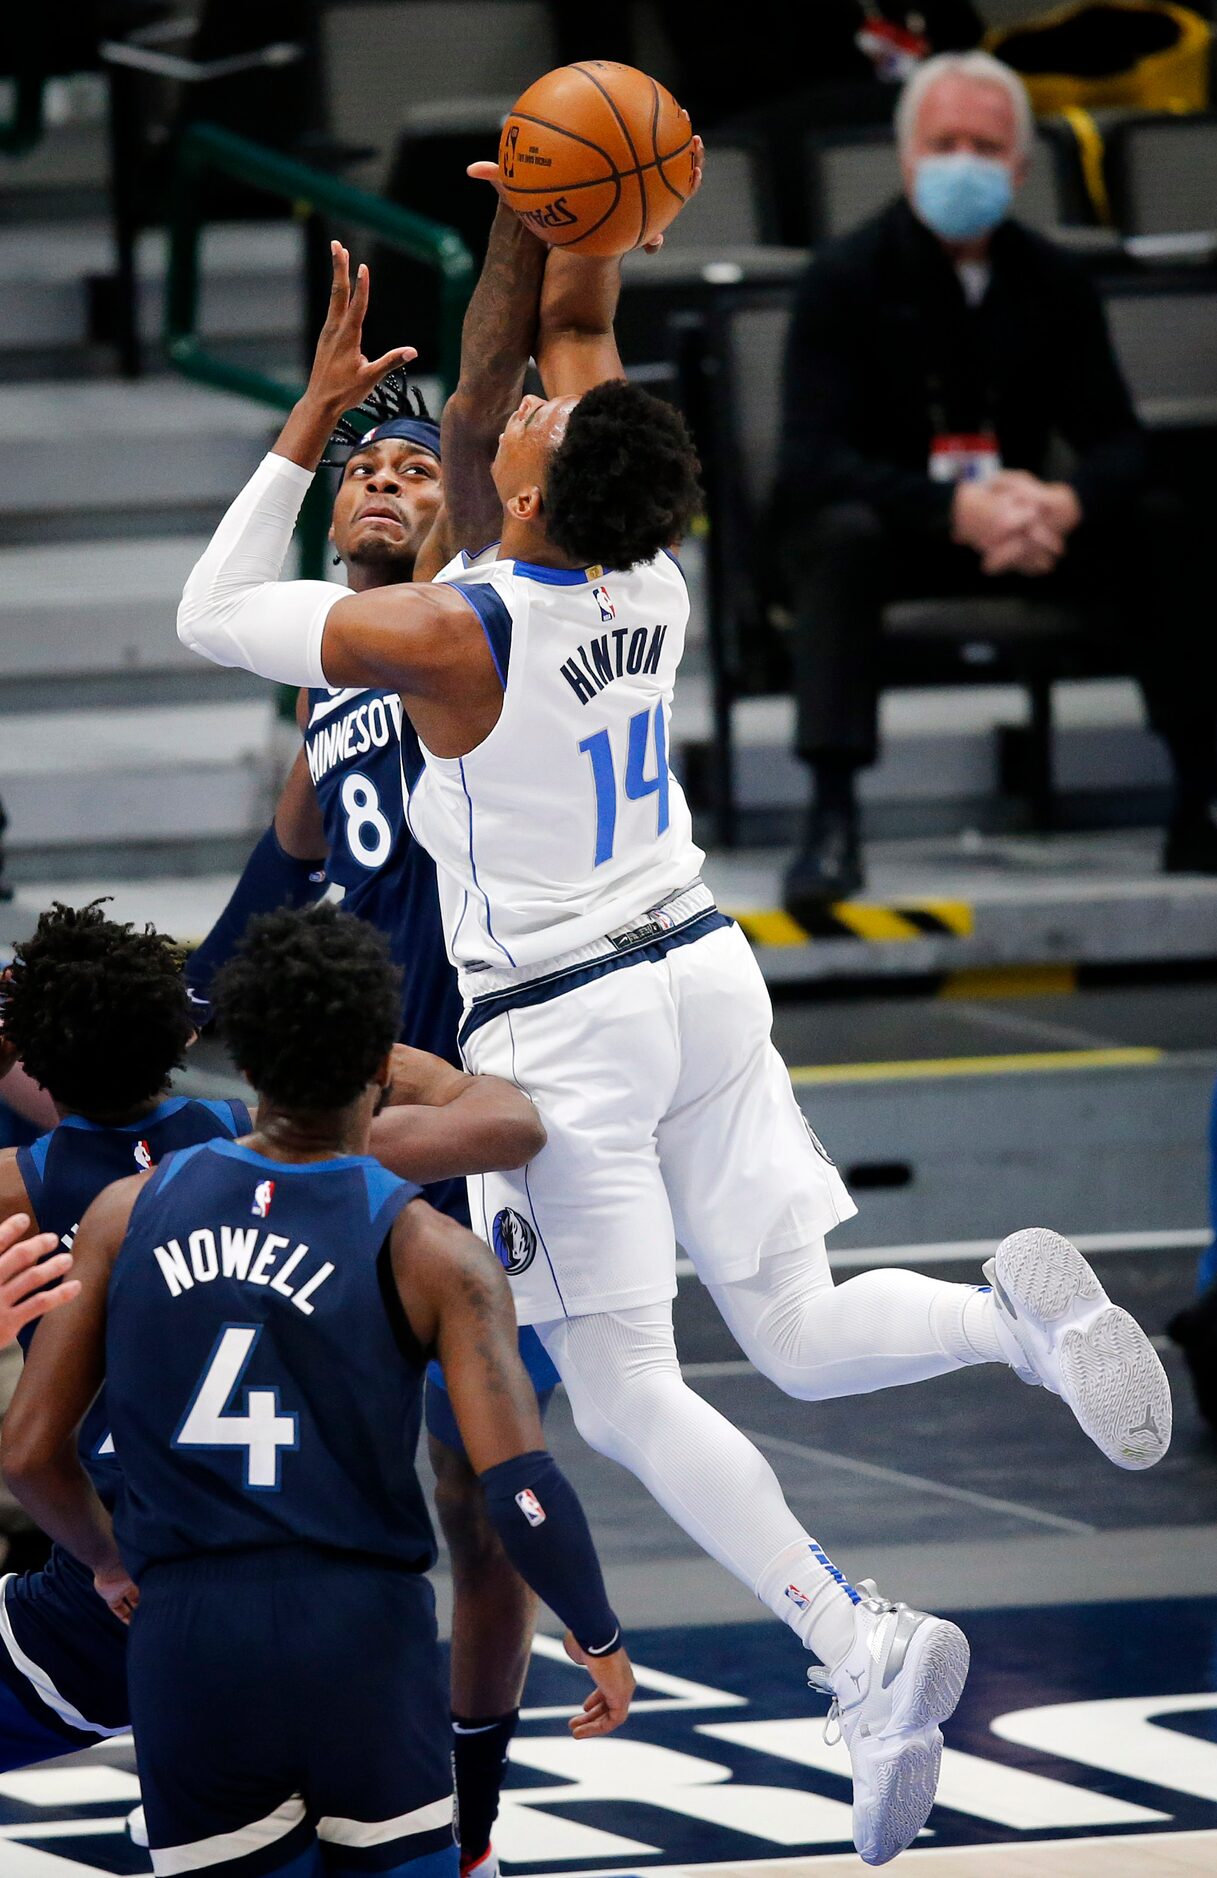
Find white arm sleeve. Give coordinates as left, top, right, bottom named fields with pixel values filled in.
left=176, top=452, right=343, bottom=687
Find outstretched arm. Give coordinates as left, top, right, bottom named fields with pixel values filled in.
left=394, top=1204, right=634, bottom=1736
left=533, top=136, right=703, bottom=400
left=415, top=201, right=547, bottom=581
left=535, top=250, right=625, bottom=399
left=177, top=245, right=418, bottom=690
left=3, top=1177, right=142, bottom=1618
left=370, top=1045, right=546, bottom=1182
left=177, top=245, right=498, bottom=698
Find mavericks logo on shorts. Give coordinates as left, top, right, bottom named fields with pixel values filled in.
left=493, top=1207, right=537, bottom=1275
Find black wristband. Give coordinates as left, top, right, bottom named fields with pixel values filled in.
left=480, top=1450, right=621, bottom=1656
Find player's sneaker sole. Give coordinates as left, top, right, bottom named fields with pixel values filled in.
left=989, top=1228, right=1171, bottom=1470
left=855, top=1617, right=970, bottom=1867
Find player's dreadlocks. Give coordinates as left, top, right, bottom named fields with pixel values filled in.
left=3, top=901, right=194, bottom=1116
left=321, top=370, right=437, bottom=467
left=214, top=904, right=401, bottom=1112
left=545, top=379, right=702, bottom=572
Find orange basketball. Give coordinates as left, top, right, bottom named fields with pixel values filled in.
left=498, top=62, right=696, bottom=256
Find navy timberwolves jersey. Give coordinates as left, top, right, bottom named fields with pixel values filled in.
left=15, top=1096, right=249, bottom=1501
left=304, top=684, right=460, bottom=1067
left=105, top=1139, right=435, bottom=1579
left=304, top=684, right=467, bottom=1225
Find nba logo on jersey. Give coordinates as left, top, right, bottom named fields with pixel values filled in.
left=514, top=1487, right=547, bottom=1527
left=251, top=1179, right=276, bottom=1218
left=592, top=584, right=615, bottom=622
left=134, top=1139, right=153, bottom=1171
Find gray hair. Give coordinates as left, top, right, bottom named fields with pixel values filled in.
left=895, top=51, right=1034, bottom=157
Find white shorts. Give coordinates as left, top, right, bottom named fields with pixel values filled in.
left=461, top=918, right=856, bottom=1325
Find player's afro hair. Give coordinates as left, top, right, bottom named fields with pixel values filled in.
left=213, top=904, right=400, bottom=1112
left=3, top=900, right=193, bottom=1116
left=545, top=379, right=701, bottom=572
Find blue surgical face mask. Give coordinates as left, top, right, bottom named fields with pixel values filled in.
left=913, top=152, right=1013, bottom=242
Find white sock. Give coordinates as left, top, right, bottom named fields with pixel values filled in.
left=707, top=1240, right=1007, bottom=1400
left=537, top=1304, right=860, bottom=1667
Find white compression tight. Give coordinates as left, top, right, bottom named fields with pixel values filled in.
left=536, top=1247, right=1006, bottom=1667
left=706, top=1238, right=1005, bottom=1400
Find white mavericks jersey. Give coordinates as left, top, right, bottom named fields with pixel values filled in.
left=407, top=549, right=705, bottom=977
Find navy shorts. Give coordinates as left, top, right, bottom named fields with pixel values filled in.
left=0, top=1545, right=130, bottom=1766
left=425, top=1327, right=558, bottom=1455
left=128, top=1545, right=458, bottom=1878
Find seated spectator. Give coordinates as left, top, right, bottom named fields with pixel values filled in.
left=775, top=49, right=1217, bottom=914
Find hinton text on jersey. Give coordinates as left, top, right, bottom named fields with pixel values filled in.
left=151, top=1226, right=335, bottom=1315
left=560, top=623, right=669, bottom=706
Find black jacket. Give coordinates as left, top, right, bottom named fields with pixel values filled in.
left=778, top=197, right=1146, bottom=533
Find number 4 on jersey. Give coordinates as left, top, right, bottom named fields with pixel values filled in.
left=175, top=1325, right=298, bottom=1490
left=579, top=702, right=671, bottom=867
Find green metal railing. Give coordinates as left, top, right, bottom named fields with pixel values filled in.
left=166, top=120, right=474, bottom=406
left=164, top=122, right=475, bottom=675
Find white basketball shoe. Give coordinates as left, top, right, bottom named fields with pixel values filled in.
left=126, top=1805, right=148, bottom=1848
left=807, top=1580, right=970, bottom=1867
left=985, top=1227, right=1171, bottom=1469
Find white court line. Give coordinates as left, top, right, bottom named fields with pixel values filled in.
left=741, top=1428, right=1095, bottom=1536
left=675, top=1228, right=1208, bottom=1280
left=0, top=1819, right=130, bottom=1839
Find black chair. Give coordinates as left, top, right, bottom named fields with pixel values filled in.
left=1104, top=275, right=1217, bottom=431
left=1105, top=112, right=1217, bottom=238
left=613, top=137, right=806, bottom=374
left=683, top=289, right=1089, bottom=847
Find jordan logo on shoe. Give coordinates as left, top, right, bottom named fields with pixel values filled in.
left=846, top=1667, right=865, bottom=1693
left=1131, top=1404, right=1160, bottom=1441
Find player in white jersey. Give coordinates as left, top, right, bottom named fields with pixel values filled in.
left=177, top=213, right=1171, bottom=1866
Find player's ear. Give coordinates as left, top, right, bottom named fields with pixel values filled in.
left=372, top=1050, right=394, bottom=1089
left=507, top=483, right=543, bottom=524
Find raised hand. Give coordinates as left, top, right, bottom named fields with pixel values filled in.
left=304, top=243, right=417, bottom=417
left=275, top=243, right=418, bottom=472
left=0, top=1213, right=79, bottom=1349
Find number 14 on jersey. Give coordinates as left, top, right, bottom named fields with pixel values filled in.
left=579, top=703, right=670, bottom=867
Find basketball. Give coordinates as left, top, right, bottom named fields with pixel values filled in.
left=497, top=62, right=696, bottom=256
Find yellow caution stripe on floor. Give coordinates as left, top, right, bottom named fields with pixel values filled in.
left=790, top=1046, right=1162, bottom=1086
left=731, top=900, right=973, bottom=945
left=940, top=964, right=1078, bottom=1000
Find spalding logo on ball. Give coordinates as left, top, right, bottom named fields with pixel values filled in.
left=493, top=1207, right=538, bottom=1275
left=498, top=61, right=696, bottom=256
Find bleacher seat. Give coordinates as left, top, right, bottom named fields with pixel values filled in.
left=804, top=123, right=1088, bottom=242
left=322, top=1, right=557, bottom=186
left=1105, top=113, right=1217, bottom=236
left=659, top=142, right=774, bottom=249
left=1104, top=280, right=1217, bottom=429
